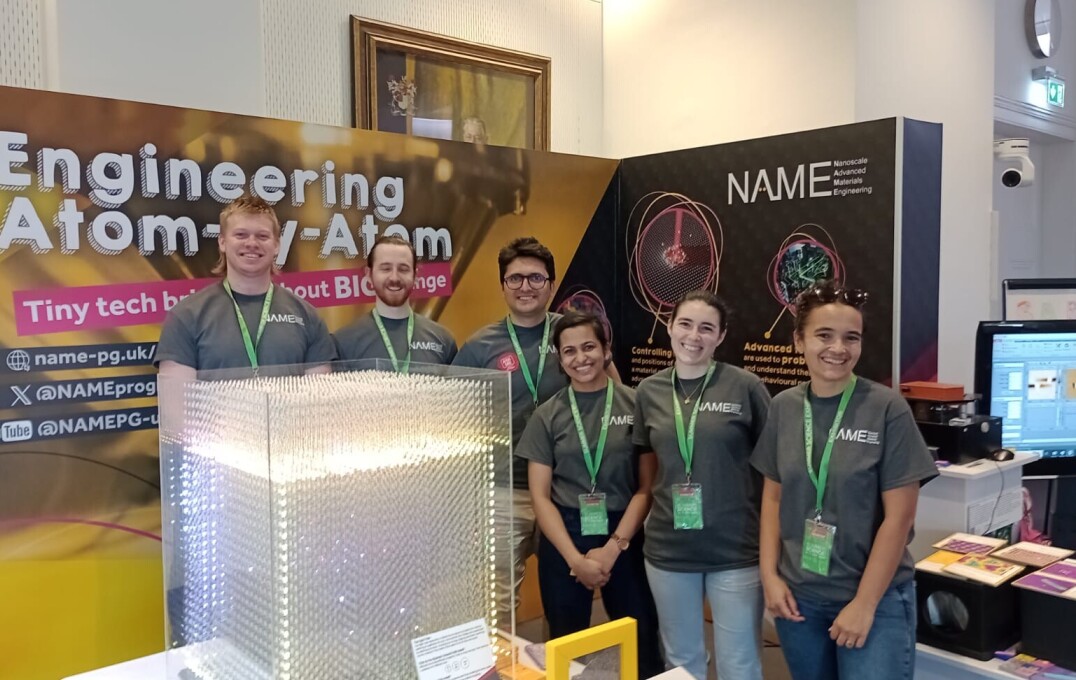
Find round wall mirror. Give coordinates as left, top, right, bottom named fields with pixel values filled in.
left=1026, top=0, right=1062, bottom=59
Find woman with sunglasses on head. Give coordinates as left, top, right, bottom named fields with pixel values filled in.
left=750, top=280, right=936, bottom=680
left=633, top=290, right=771, bottom=680
left=516, top=310, right=664, bottom=678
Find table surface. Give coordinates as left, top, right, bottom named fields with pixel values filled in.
left=915, top=643, right=1022, bottom=680
left=936, top=450, right=1040, bottom=479
left=64, top=633, right=588, bottom=679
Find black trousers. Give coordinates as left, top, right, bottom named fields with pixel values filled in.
left=537, top=505, right=664, bottom=678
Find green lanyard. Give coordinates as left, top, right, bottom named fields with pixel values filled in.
left=568, top=380, right=616, bottom=493
left=372, top=308, right=414, bottom=374
left=803, top=376, right=858, bottom=519
left=223, top=280, right=274, bottom=370
left=506, top=314, right=551, bottom=405
left=671, top=362, right=717, bottom=483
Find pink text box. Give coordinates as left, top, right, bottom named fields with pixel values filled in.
left=13, top=263, right=453, bottom=336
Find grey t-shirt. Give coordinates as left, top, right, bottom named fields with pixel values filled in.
left=333, top=311, right=458, bottom=365
left=516, top=383, right=639, bottom=511
left=453, top=313, right=567, bottom=489
left=633, top=364, right=771, bottom=572
left=750, top=378, right=938, bottom=603
left=155, top=282, right=336, bottom=372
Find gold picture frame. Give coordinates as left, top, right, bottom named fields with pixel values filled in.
left=351, top=17, right=551, bottom=150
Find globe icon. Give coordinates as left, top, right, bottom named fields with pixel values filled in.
left=6, top=350, right=30, bottom=372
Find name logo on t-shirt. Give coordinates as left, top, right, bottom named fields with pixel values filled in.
left=698, top=401, right=743, bottom=415
left=836, top=428, right=881, bottom=445
left=495, top=351, right=520, bottom=371
left=604, top=414, right=634, bottom=426
left=267, top=313, right=305, bottom=326
left=411, top=341, right=443, bottom=352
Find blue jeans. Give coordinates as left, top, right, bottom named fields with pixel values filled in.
left=774, top=580, right=917, bottom=680
left=538, top=506, right=664, bottom=678
left=644, top=561, right=763, bottom=680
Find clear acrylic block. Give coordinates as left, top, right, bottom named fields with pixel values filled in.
left=159, top=360, right=512, bottom=679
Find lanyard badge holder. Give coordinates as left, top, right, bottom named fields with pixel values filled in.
left=570, top=381, right=615, bottom=536
left=373, top=308, right=415, bottom=373
left=506, top=314, right=551, bottom=406
left=671, top=363, right=716, bottom=530
left=801, top=376, right=857, bottom=577
left=224, top=281, right=274, bottom=374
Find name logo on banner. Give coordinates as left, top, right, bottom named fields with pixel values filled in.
left=837, top=428, right=881, bottom=445
left=727, top=157, right=872, bottom=204
left=1, top=420, right=32, bottom=442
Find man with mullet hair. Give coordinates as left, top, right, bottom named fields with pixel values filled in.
left=333, top=234, right=457, bottom=367
left=155, top=195, right=335, bottom=378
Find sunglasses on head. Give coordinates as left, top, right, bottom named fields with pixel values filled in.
left=799, top=285, right=869, bottom=308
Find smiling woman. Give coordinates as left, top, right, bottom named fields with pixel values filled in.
left=514, top=309, right=665, bottom=677
left=751, top=280, right=937, bottom=680
left=632, top=289, right=772, bottom=680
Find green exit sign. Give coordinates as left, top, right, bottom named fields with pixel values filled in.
left=1048, top=78, right=1066, bottom=107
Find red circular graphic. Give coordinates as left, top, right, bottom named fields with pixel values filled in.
left=496, top=352, right=520, bottom=372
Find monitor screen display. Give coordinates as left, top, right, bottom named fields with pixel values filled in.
left=975, top=320, right=1076, bottom=475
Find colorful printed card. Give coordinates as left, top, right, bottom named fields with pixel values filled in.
left=1038, top=559, right=1076, bottom=580
left=992, top=542, right=1074, bottom=568
left=932, top=532, right=1007, bottom=555
left=942, top=553, right=1023, bottom=586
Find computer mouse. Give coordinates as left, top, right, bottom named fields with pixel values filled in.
left=989, top=448, right=1015, bottom=462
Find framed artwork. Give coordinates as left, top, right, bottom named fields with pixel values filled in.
left=351, top=17, right=551, bottom=150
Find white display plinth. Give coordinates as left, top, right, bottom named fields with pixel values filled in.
left=64, top=634, right=576, bottom=679
left=914, top=643, right=1014, bottom=680
left=64, top=653, right=169, bottom=680
left=158, top=361, right=512, bottom=679
left=910, top=452, right=1040, bottom=560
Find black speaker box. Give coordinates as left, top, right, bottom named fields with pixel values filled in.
left=915, top=570, right=1020, bottom=660
left=916, top=416, right=1002, bottom=464
left=1020, top=588, right=1076, bottom=671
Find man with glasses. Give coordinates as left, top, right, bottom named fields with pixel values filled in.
left=454, top=236, right=566, bottom=626
left=334, top=235, right=457, bottom=368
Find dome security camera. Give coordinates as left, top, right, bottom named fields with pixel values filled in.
left=994, top=138, right=1035, bottom=188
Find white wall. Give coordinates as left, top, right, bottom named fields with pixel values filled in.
left=260, top=0, right=605, bottom=155
left=10, top=0, right=604, bottom=156
left=1039, top=142, right=1076, bottom=277
left=993, top=0, right=1076, bottom=284
left=993, top=145, right=1043, bottom=282
left=0, top=0, right=44, bottom=89
left=855, top=0, right=996, bottom=389
left=46, top=0, right=265, bottom=116
left=602, top=0, right=856, bottom=158
left=994, top=0, right=1076, bottom=140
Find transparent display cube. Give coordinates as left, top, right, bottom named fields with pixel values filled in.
left=159, top=360, right=512, bottom=679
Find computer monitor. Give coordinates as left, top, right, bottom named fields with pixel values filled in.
left=974, top=320, right=1076, bottom=476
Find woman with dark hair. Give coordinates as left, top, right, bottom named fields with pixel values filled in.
left=751, top=280, right=936, bottom=680
left=516, top=309, right=663, bottom=677
left=633, top=290, right=772, bottom=680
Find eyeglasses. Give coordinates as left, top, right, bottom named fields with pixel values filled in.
left=799, top=284, right=869, bottom=308
left=503, top=273, right=550, bottom=289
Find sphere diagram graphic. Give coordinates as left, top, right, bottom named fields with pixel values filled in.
left=626, top=192, right=724, bottom=344
left=764, top=223, right=844, bottom=339
left=555, top=286, right=614, bottom=344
